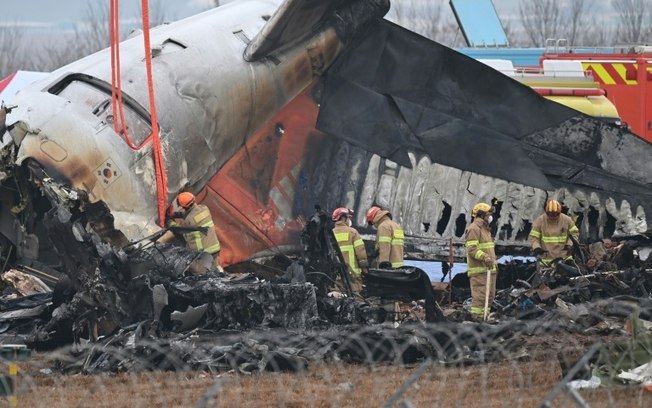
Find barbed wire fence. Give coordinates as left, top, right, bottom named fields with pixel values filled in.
left=2, top=307, right=650, bottom=408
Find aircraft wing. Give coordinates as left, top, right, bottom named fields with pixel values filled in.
left=316, top=20, right=652, bottom=198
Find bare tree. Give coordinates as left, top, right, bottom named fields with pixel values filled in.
left=612, top=0, right=647, bottom=44
left=502, top=21, right=526, bottom=47
left=565, top=0, right=592, bottom=46
left=0, top=25, right=24, bottom=78
left=32, top=0, right=166, bottom=73
left=212, top=1, right=238, bottom=6
left=519, top=0, right=563, bottom=46
left=579, top=17, right=614, bottom=47
left=77, top=0, right=112, bottom=57
left=388, top=0, right=445, bottom=43
left=139, top=0, right=170, bottom=28
left=48, top=0, right=171, bottom=71
left=29, top=1, right=113, bottom=72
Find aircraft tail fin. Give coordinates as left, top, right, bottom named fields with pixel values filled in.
left=244, top=0, right=389, bottom=61
left=245, top=0, right=336, bottom=61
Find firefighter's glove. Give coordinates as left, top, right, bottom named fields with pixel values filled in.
left=563, top=244, right=572, bottom=252
left=483, top=255, right=494, bottom=268
left=328, top=291, right=345, bottom=299
left=531, top=247, right=544, bottom=257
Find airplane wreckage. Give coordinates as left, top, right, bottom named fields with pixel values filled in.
left=0, top=0, right=651, bottom=377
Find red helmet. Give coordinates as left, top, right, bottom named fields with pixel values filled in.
left=366, top=206, right=381, bottom=223
left=332, top=207, right=352, bottom=221
left=177, top=192, right=195, bottom=209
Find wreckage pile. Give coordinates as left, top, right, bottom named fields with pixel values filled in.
left=1, top=305, right=651, bottom=406
left=0, top=207, right=651, bottom=405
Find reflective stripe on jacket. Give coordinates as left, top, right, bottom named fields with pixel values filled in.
left=529, top=213, right=579, bottom=264
left=373, top=211, right=404, bottom=268
left=172, top=203, right=221, bottom=254
left=333, top=220, right=368, bottom=276
left=464, top=217, right=496, bottom=276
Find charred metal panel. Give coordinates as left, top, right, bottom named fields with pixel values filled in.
left=315, top=18, right=652, bottom=238
left=52, top=323, right=528, bottom=374
left=169, top=280, right=319, bottom=330
left=316, top=147, right=648, bottom=259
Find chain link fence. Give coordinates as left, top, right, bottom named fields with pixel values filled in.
left=2, top=307, right=650, bottom=407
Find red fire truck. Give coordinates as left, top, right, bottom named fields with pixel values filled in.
left=541, top=46, right=652, bottom=142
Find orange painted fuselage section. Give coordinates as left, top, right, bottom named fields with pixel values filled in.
left=197, top=86, right=324, bottom=266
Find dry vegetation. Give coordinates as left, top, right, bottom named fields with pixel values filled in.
left=5, top=354, right=649, bottom=407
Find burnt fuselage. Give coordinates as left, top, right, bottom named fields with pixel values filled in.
left=1, top=0, right=345, bottom=261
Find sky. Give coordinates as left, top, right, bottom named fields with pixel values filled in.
left=0, top=0, right=219, bottom=28
left=1, top=0, right=521, bottom=29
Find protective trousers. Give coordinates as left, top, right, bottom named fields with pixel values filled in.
left=349, top=275, right=363, bottom=294
left=187, top=251, right=223, bottom=275
left=470, top=272, right=496, bottom=318
left=335, top=274, right=363, bottom=297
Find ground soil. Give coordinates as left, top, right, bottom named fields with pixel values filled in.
left=6, top=352, right=650, bottom=407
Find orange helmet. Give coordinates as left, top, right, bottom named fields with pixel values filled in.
left=177, top=192, right=195, bottom=209
left=472, top=202, right=493, bottom=217
left=545, top=199, right=561, bottom=214
left=332, top=207, right=352, bottom=221
left=366, top=206, right=381, bottom=223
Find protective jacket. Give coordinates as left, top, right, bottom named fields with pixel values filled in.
left=529, top=213, right=579, bottom=264
left=333, top=220, right=368, bottom=276
left=371, top=210, right=404, bottom=268
left=465, top=216, right=498, bottom=318
left=464, top=217, right=497, bottom=276
left=169, top=203, right=221, bottom=255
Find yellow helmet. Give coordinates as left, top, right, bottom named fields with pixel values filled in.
left=472, top=202, right=493, bottom=217
left=545, top=199, right=561, bottom=214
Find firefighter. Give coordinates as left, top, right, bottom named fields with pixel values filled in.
left=0, top=104, right=6, bottom=131
left=0, top=103, right=12, bottom=135
left=366, top=206, right=404, bottom=269
left=332, top=207, right=368, bottom=294
left=464, top=202, right=497, bottom=321
left=160, top=192, right=222, bottom=273
left=529, top=199, right=579, bottom=266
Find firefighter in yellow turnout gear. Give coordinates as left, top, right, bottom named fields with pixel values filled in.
left=332, top=208, right=368, bottom=294
left=464, top=203, right=497, bottom=321
left=161, top=192, right=222, bottom=273
left=529, top=199, right=579, bottom=266
left=366, top=206, right=404, bottom=269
